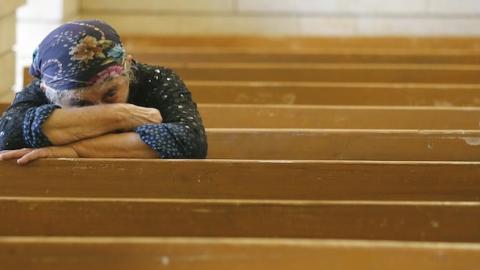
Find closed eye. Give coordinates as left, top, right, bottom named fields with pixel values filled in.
left=104, top=87, right=117, bottom=99
left=70, top=99, right=94, bottom=107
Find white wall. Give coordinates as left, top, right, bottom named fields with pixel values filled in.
left=15, top=0, right=79, bottom=92
left=79, top=0, right=480, bottom=36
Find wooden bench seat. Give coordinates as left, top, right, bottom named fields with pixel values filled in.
left=132, top=49, right=480, bottom=65
left=122, top=36, right=480, bottom=51
left=198, top=104, right=480, bottom=129
left=124, top=36, right=480, bottom=65
left=1, top=128, right=479, bottom=160
left=10, top=81, right=480, bottom=106
left=168, top=63, right=480, bottom=84
left=3, top=101, right=480, bottom=160
left=22, top=64, right=480, bottom=87
left=5, top=103, right=480, bottom=129
left=1, top=159, right=479, bottom=201
left=0, top=103, right=7, bottom=112
left=0, top=197, right=478, bottom=242
left=188, top=81, right=480, bottom=106
left=206, top=129, right=480, bottom=161
left=1, top=237, right=478, bottom=270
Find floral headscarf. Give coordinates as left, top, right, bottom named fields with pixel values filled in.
left=29, top=20, right=126, bottom=91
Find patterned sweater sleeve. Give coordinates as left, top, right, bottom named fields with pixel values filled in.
left=0, top=80, right=59, bottom=150
left=134, top=66, right=208, bottom=159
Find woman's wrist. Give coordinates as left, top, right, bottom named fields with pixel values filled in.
left=113, top=103, right=138, bottom=131
left=114, top=103, right=163, bottom=131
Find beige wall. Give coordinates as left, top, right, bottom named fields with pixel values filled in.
left=79, top=0, right=480, bottom=36
left=0, top=0, right=25, bottom=101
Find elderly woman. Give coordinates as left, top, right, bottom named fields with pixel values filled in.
left=0, top=20, right=207, bottom=165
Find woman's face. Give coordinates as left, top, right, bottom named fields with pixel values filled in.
left=57, top=75, right=130, bottom=108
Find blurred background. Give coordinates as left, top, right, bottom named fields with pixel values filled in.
left=2, top=0, right=480, bottom=101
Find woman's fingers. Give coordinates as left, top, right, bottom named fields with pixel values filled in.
left=1, top=146, right=78, bottom=165
left=0, top=148, right=34, bottom=161
left=16, top=148, right=50, bottom=165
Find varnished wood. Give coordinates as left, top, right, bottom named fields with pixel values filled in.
left=8, top=35, right=480, bottom=270
left=188, top=81, right=480, bottom=106
left=22, top=63, right=480, bottom=86
left=198, top=104, right=480, bottom=129
left=22, top=67, right=30, bottom=88
left=0, top=197, right=479, bottom=242
left=132, top=48, right=480, bottom=65
left=11, top=81, right=480, bottom=106
left=6, top=102, right=480, bottom=129
left=206, top=129, right=480, bottom=161
left=1, top=159, right=479, bottom=201
left=168, top=63, right=480, bottom=84
left=2, top=126, right=478, bottom=160
left=1, top=237, right=479, bottom=270
left=122, top=36, right=480, bottom=50
left=0, top=103, right=8, bottom=112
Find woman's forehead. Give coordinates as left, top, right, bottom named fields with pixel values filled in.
left=63, top=76, right=126, bottom=100
left=84, top=76, right=127, bottom=92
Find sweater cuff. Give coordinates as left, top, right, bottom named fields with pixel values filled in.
left=135, top=124, right=184, bottom=158
left=23, top=104, right=60, bottom=148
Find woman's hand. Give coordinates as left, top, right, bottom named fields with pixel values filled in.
left=119, top=104, right=163, bottom=131
left=0, top=146, right=79, bottom=165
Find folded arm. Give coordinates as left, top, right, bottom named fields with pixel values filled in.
left=0, top=131, right=158, bottom=165
left=0, top=81, right=162, bottom=150
left=42, top=103, right=161, bottom=145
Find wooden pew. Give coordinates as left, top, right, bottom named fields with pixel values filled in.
left=0, top=103, right=7, bottom=112
left=122, top=36, right=480, bottom=51
left=1, top=237, right=479, bottom=270
left=22, top=64, right=480, bottom=87
left=124, top=36, right=480, bottom=65
left=168, top=63, right=480, bottom=84
left=1, top=159, right=479, bottom=201
left=8, top=36, right=480, bottom=270
left=188, top=81, right=480, bottom=106
left=132, top=49, right=480, bottom=65
left=0, top=197, right=479, bottom=242
left=1, top=127, right=480, bottom=160
left=5, top=103, right=480, bottom=129
left=198, top=104, right=480, bottom=129
left=206, top=129, right=480, bottom=161
left=14, top=80, right=480, bottom=107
